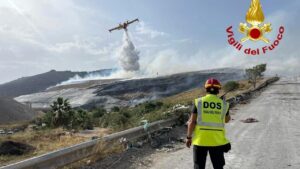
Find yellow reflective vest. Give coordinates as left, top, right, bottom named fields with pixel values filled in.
left=192, top=94, right=230, bottom=146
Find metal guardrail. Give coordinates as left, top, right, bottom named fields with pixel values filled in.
left=0, top=117, right=178, bottom=169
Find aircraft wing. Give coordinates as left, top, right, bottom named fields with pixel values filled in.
left=109, top=25, right=123, bottom=32
left=127, top=18, right=139, bottom=25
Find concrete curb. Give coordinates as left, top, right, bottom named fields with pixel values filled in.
left=0, top=117, right=178, bottom=169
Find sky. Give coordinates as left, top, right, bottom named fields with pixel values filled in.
left=0, top=0, right=299, bottom=84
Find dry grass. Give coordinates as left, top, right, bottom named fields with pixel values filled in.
left=0, top=128, right=87, bottom=166
left=0, top=121, right=30, bottom=130
left=61, top=140, right=124, bottom=169
left=161, top=88, right=205, bottom=105
left=161, top=78, right=265, bottom=106
left=224, top=78, right=264, bottom=99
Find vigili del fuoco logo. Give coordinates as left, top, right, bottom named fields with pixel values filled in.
left=226, top=0, right=285, bottom=55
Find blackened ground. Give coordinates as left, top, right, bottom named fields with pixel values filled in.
left=94, top=71, right=242, bottom=98
left=0, top=141, right=35, bottom=155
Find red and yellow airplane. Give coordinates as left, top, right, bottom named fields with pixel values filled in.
left=109, top=18, right=139, bottom=32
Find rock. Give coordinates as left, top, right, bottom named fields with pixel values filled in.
left=240, top=101, right=248, bottom=104
left=150, top=139, right=160, bottom=148
left=136, top=141, right=143, bottom=148
left=0, top=141, right=35, bottom=155
left=241, top=118, right=259, bottom=123
left=0, top=129, right=6, bottom=134
left=178, top=137, right=185, bottom=143
left=163, top=144, right=174, bottom=149
left=91, top=136, right=99, bottom=140
left=7, top=131, right=14, bottom=135
left=29, top=124, right=38, bottom=130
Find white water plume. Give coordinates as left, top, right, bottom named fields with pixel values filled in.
left=117, top=31, right=140, bottom=72
left=56, top=31, right=142, bottom=86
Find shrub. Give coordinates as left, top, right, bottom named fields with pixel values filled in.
left=144, top=102, right=156, bottom=112
left=111, top=106, right=120, bottom=112
left=144, top=101, right=164, bottom=113
left=44, top=97, right=72, bottom=128
left=42, top=98, right=94, bottom=130
left=43, top=111, right=54, bottom=128
left=223, top=81, right=239, bottom=92
left=75, top=109, right=93, bottom=130
left=245, top=64, right=267, bottom=88
left=99, top=111, right=130, bottom=130
left=92, top=107, right=106, bottom=118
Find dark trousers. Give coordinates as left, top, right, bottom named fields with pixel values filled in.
left=193, top=145, right=225, bottom=169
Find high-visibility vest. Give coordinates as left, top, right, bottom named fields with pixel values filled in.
left=192, top=94, right=230, bottom=146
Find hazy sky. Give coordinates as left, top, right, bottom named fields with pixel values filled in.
left=0, top=0, right=299, bottom=84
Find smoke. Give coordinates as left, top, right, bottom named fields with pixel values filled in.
left=57, top=74, right=108, bottom=86
left=117, top=31, right=140, bottom=72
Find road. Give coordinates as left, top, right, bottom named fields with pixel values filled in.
left=144, top=77, right=300, bottom=169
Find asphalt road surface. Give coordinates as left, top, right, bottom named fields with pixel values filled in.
left=145, top=77, right=300, bottom=169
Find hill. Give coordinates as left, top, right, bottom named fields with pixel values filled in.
left=0, top=98, right=35, bottom=124
left=16, top=68, right=245, bottom=110
left=0, top=69, right=113, bottom=97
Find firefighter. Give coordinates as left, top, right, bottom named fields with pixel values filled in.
left=186, top=78, right=231, bottom=169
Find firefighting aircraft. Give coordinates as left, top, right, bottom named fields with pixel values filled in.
left=109, top=18, right=139, bottom=32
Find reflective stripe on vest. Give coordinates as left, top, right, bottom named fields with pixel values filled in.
left=196, top=98, right=227, bottom=128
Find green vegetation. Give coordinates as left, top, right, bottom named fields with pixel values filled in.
left=144, top=101, right=163, bottom=113
left=111, top=106, right=120, bottom=112
left=92, top=107, right=106, bottom=118
left=223, top=81, right=239, bottom=92
left=40, top=98, right=174, bottom=132
left=96, top=101, right=171, bottom=130
left=42, top=97, right=93, bottom=130
left=99, top=111, right=131, bottom=130
left=246, top=64, right=267, bottom=88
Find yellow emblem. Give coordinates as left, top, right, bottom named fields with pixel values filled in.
left=239, top=0, right=272, bottom=43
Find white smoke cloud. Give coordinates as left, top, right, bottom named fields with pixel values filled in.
left=117, top=31, right=140, bottom=72
left=57, top=74, right=108, bottom=86
left=142, top=49, right=197, bottom=76
left=56, top=69, right=143, bottom=86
